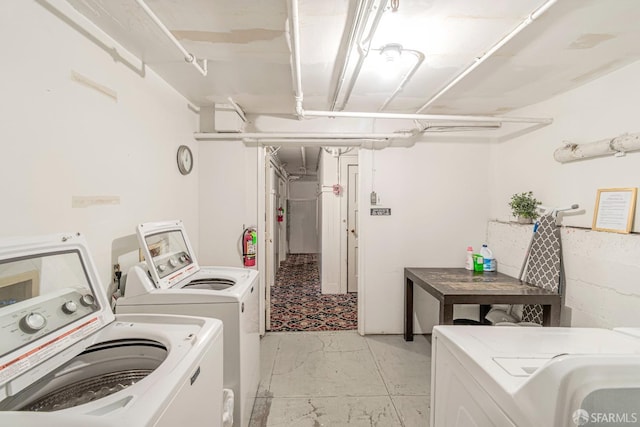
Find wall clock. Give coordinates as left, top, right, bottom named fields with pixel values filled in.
left=176, top=145, right=193, bottom=175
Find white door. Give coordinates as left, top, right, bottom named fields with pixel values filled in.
left=347, top=165, right=358, bottom=293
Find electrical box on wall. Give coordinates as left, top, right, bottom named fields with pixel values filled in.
left=214, top=103, right=245, bottom=133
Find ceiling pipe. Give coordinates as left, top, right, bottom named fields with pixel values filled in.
left=227, top=97, right=247, bottom=122
left=329, top=0, right=374, bottom=111
left=302, top=109, right=552, bottom=124
left=415, top=0, right=558, bottom=113
left=134, top=0, right=208, bottom=76
left=242, top=138, right=388, bottom=147
left=300, top=146, right=307, bottom=171
left=338, top=0, right=389, bottom=111
left=378, top=48, right=425, bottom=111
left=553, top=132, right=640, bottom=163
left=288, top=0, right=304, bottom=118
left=194, top=131, right=414, bottom=140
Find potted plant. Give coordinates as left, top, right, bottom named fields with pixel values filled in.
left=509, top=191, right=541, bottom=223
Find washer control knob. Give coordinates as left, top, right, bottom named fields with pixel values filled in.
left=62, top=300, right=78, bottom=314
left=21, top=312, right=47, bottom=333
left=157, top=264, right=167, bottom=273
left=179, top=255, right=187, bottom=263
left=80, top=294, right=96, bottom=307
left=168, top=258, right=178, bottom=268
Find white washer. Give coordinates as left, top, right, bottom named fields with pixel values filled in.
left=431, top=325, right=640, bottom=427
left=0, top=233, right=225, bottom=426
left=115, top=220, right=260, bottom=427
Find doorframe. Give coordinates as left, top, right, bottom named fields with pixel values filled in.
left=261, top=149, right=288, bottom=333
left=339, top=153, right=358, bottom=294
left=264, top=160, right=276, bottom=331
left=257, top=145, right=266, bottom=336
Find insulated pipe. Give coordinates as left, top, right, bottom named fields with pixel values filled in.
left=302, top=109, right=552, bottom=124
left=135, top=0, right=208, bottom=76
left=194, top=131, right=414, bottom=140
left=415, top=0, right=558, bottom=113
left=553, top=132, right=640, bottom=163
left=288, top=0, right=304, bottom=118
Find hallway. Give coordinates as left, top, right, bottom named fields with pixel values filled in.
left=250, top=331, right=431, bottom=426
left=270, top=254, right=357, bottom=332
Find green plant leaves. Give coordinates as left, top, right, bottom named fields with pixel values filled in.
left=509, top=191, right=541, bottom=219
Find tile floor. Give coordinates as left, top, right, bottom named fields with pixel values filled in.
left=249, top=331, right=431, bottom=427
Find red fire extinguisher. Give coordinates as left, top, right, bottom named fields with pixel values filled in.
left=277, top=207, right=284, bottom=223
left=242, top=228, right=257, bottom=267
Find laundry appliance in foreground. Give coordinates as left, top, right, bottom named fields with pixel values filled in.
left=431, top=325, right=640, bottom=427
left=116, top=220, right=260, bottom=427
left=0, top=233, right=225, bottom=426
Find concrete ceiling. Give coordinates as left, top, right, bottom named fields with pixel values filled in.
left=65, top=0, right=640, bottom=176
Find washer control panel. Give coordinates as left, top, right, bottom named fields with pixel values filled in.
left=154, top=251, right=191, bottom=277
left=0, top=290, right=97, bottom=353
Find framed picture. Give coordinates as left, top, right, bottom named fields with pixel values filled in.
left=592, top=188, right=637, bottom=234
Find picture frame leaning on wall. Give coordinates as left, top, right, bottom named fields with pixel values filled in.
left=592, top=187, right=638, bottom=234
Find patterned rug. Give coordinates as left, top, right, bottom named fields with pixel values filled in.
left=270, top=254, right=357, bottom=332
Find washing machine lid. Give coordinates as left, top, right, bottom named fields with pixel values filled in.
left=136, top=220, right=200, bottom=290
left=0, top=233, right=115, bottom=387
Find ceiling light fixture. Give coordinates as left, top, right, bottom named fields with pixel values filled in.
left=380, top=43, right=403, bottom=62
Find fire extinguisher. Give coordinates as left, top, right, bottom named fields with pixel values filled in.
left=277, top=207, right=284, bottom=223
left=242, top=227, right=257, bottom=267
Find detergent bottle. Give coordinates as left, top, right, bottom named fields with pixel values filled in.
left=464, top=246, right=474, bottom=270
left=480, top=244, right=496, bottom=272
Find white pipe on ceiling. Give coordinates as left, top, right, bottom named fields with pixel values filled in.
left=553, top=132, right=640, bottom=163
left=329, top=0, right=373, bottom=111
left=243, top=138, right=386, bottom=147
left=194, top=131, right=414, bottom=140
left=288, top=0, right=304, bottom=118
left=337, top=0, right=389, bottom=111
left=302, top=109, right=552, bottom=124
left=135, top=0, right=208, bottom=76
left=282, top=0, right=552, bottom=140
left=414, top=0, right=558, bottom=113
left=300, top=146, right=307, bottom=171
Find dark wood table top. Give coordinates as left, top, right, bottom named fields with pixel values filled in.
left=404, top=267, right=556, bottom=296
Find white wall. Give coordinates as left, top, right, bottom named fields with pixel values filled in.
left=488, top=59, right=640, bottom=329
left=288, top=180, right=318, bottom=254
left=0, top=1, right=199, bottom=292
left=289, top=181, right=318, bottom=199
left=198, top=141, right=260, bottom=267
left=358, top=143, right=491, bottom=334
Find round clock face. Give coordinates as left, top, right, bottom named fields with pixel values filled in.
left=177, top=145, right=193, bottom=175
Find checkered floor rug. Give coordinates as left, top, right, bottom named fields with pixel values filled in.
left=269, top=254, right=357, bottom=332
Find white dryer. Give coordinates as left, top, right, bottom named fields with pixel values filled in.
left=116, top=220, right=260, bottom=427
left=431, top=325, right=640, bottom=427
left=0, top=232, right=225, bottom=426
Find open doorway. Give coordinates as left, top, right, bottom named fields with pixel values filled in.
left=263, top=146, right=358, bottom=332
